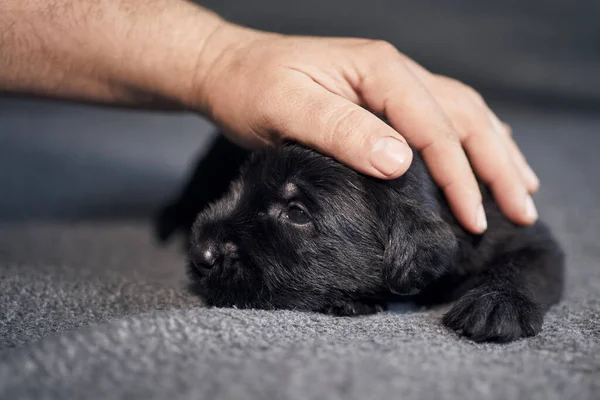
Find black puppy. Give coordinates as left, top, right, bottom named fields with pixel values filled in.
left=157, top=134, right=564, bottom=342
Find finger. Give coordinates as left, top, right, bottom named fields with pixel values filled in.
left=462, top=126, right=538, bottom=225
left=502, top=121, right=512, bottom=136
left=357, top=55, right=486, bottom=233
left=258, top=73, right=413, bottom=179
left=442, top=90, right=537, bottom=226
left=420, top=75, right=537, bottom=226
left=488, top=112, right=540, bottom=193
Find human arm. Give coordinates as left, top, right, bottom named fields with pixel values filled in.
left=0, top=0, right=539, bottom=233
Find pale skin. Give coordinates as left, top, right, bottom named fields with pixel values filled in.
left=1, top=0, right=540, bottom=234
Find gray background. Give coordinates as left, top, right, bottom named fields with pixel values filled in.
left=1, top=1, right=599, bottom=399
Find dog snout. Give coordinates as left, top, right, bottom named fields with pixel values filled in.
left=191, top=241, right=219, bottom=271
left=191, top=240, right=239, bottom=272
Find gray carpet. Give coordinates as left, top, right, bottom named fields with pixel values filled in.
left=1, top=101, right=599, bottom=399
left=1, top=1, right=600, bottom=398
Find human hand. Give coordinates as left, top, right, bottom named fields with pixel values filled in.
left=188, top=22, right=540, bottom=234
left=0, top=0, right=538, bottom=234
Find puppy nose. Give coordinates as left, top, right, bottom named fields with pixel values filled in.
left=191, top=242, right=219, bottom=270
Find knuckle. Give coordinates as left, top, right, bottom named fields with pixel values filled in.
left=460, top=130, right=481, bottom=152
left=437, top=79, right=491, bottom=139
left=323, top=104, right=369, bottom=151
left=368, top=40, right=400, bottom=59
left=421, top=129, right=461, bottom=157
left=452, top=97, right=492, bottom=139
left=478, top=159, right=520, bottom=188
left=490, top=178, right=522, bottom=201
left=446, top=77, right=486, bottom=106
left=441, top=126, right=462, bottom=143
left=462, top=84, right=485, bottom=106
left=461, top=114, right=490, bottom=139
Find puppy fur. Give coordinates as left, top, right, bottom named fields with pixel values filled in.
left=156, top=135, right=564, bottom=342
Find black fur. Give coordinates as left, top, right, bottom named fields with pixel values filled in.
left=157, top=135, right=564, bottom=343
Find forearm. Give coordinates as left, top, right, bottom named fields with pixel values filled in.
left=0, top=0, right=224, bottom=109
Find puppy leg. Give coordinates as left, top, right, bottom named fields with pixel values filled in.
left=443, top=231, right=564, bottom=342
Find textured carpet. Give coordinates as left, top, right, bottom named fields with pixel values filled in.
left=1, top=1, right=600, bottom=398
left=0, top=103, right=599, bottom=399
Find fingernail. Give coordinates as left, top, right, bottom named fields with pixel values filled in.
left=525, top=195, right=538, bottom=222
left=370, top=137, right=409, bottom=176
left=476, top=203, right=487, bottom=232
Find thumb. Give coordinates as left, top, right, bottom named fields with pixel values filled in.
left=267, top=79, right=413, bottom=179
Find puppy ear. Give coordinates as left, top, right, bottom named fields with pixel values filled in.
left=382, top=206, right=458, bottom=295
left=370, top=157, right=459, bottom=295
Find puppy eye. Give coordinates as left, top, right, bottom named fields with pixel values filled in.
left=285, top=203, right=311, bottom=225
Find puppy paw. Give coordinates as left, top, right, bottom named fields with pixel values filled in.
left=322, top=301, right=387, bottom=316
left=443, top=286, right=543, bottom=342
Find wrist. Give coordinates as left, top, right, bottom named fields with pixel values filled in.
left=183, top=20, right=272, bottom=115
left=112, top=3, right=228, bottom=109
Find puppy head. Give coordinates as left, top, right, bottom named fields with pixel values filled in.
left=188, top=143, right=457, bottom=314
left=188, top=143, right=389, bottom=313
